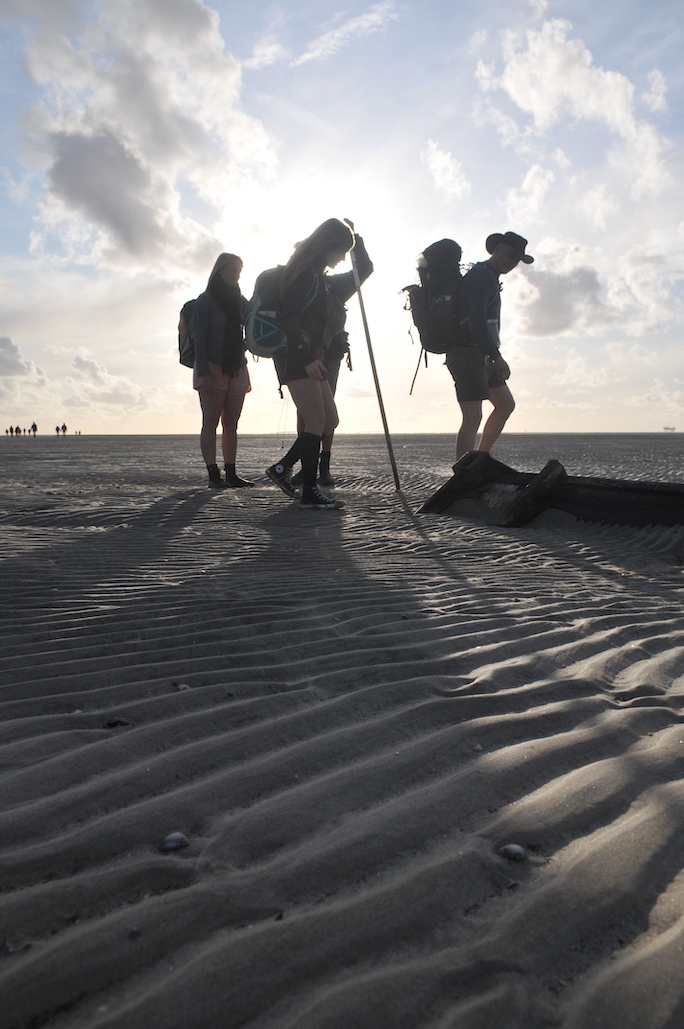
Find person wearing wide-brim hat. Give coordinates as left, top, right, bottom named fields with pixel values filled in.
left=446, top=230, right=534, bottom=461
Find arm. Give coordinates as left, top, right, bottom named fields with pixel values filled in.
left=462, top=264, right=500, bottom=359
left=326, top=236, right=374, bottom=303
left=192, top=293, right=212, bottom=379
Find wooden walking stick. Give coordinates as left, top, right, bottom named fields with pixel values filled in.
left=347, top=222, right=401, bottom=491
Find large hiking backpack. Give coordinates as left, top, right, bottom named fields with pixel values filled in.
left=401, top=238, right=463, bottom=354
left=178, top=299, right=197, bottom=367
left=244, top=266, right=286, bottom=358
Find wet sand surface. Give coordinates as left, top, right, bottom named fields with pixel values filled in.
left=2, top=433, right=684, bottom=1029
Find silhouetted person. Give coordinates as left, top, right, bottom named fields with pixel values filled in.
left=61, top=423, right=67, bottom=435
left=31, top=422, right=37, bottom=436
left=447, top=230, right=533, bottom=460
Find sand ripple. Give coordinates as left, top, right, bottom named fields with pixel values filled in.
left=2, top=436, right=684, bottom=1028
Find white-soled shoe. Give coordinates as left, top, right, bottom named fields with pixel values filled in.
left=300, top=485, right=345, bottom=510
left=266, top=463, right=298, bottom=499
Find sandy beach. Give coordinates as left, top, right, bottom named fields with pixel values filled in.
left=2, top=432, right=684, bottom=1029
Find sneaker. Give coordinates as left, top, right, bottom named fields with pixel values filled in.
left=300, top=485, right=345, bottom=510
left=290, top=469, right=304, bottom=486
left=318, top=469, right=336, bottom=487
left=266, top=463, right=298, bottom=499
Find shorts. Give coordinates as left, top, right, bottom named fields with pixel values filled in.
left=194, top=362, right=251, bottom=394
left=445, top=347, right=504, bottom=402
left=273, top=345, right=326, bottom=388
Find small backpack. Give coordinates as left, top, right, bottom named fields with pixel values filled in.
left=244, top=266, right=286, bottom=358
left=401, top=238, right=463, bottom=354
left=178, top=299, right=197, bottom=367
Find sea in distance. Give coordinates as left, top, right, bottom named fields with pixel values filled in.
left=5, top=432, right=683, bottom=487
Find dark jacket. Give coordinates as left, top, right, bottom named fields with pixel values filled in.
left=192, top=290, right=247, bottom=378
left=459, top=261, right=501, bottom=358
left=279, top=236, right=373, bottom=364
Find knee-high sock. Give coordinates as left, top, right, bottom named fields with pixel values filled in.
left=300, top=432, right=322, bottom=488
left=279, top=436, right=301, bottom=469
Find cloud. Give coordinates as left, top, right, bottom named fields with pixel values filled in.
left=18, top=0, right=277, bottom=270
left=69, top=351, right=161, bottom=408
left=421, top=140, right=470, bottom=199
left=292, top=1, right=398, bottom=65
left=643, top=70, right=667, bottom=113
left=581, top=183, right=618, bottom=229
left=478, top=19, right=670, bottom=198
left=244, top=40, right=289, bottom=70
left=508, top=236, right=681, bottom=339
left=623, top=379, right=684, bottom=411
left=548, top=346, right=624, bottom=390
left=0, top=336, right=43, bottom=378
left=506, top=164, right=554, bottom=223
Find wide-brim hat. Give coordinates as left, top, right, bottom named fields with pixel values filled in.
left=485, top=231, right=534, bottom=264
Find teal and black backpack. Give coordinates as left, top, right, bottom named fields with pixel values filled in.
left=244, top=266, right=286, bottom=358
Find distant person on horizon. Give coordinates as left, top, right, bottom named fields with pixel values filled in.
left=31, top=422, right=37, bottom=436
left=265, top=217, right=372, bottom=510
left=447, top=231, right=533, bottom=462
left=61, top=423, right=67, bottom=435
left=192, top=252, right=254, bottom=489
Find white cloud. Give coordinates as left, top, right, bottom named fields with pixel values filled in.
left=292, top=1, right=399, bottom=65
left=581, top=183, right=618, bottom=229
left=506, top=164, right=554, bottom=223
left=507, top=235, right=682, bottom=339
left=0, top=335, right=43, bottom=377
left=18, top=0, right=278, bottom=271
left=527, top=0, right=549, bottom=17
left=480, top=19, right=670, bottom=198
left=548, top=346, right=624, bottom=389
left=623, top=380, right=684, bottom=411
left=643, top=70, right=667, bottom=113
left=68, top=351, right=161, bottom=408
left=244, top=40, right=289, bottom=70
left=421, top=139, right=470, bottom=199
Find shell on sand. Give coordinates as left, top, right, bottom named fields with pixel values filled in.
left=159, top=832, right=190, bottom=852
left=499, top=844, right=527, bottom=861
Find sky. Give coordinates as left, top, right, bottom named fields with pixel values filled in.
left=0, top=0, right=682, bottom=437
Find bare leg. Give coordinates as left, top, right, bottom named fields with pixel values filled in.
left=198, top=388, right=228, bottom=465
left=478, top=385, right=515, bottom=453
left=286, top=379, right=339, bottom=438
left=220, top=392, right=246, bottom=464
left=456, top=400, right=483, bottom=460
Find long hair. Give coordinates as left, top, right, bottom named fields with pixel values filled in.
left=207, top=252, right=242, bottom=289
left=279, top=219, right=354, bottom=298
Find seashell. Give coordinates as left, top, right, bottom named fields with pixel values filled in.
left=159, top=832, right=190, bottom=852
left=177, top=684, right=192, bottom=691
left=499, top=844, right=527, bottom=861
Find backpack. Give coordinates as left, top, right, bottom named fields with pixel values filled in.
left=401, top=238, right=463, bottom=354
left=244, top=266, right=286, bottom=358
left=178, top=299, right=196, bottom=367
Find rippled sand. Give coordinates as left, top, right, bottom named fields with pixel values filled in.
left=2, top=433, right=684, bottom=1029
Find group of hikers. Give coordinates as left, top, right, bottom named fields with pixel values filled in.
left=189, top=217, right=534, bottom=510
left=5, top=422, right=38, bottom=436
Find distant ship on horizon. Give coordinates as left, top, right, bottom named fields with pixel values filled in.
left=663, top=426, right=676, bottom=431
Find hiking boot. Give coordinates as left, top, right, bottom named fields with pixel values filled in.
left=207, top=464, right=228, bottom=488
left=300, top=485, right=345, bottom=510
left=266, top=463, right=298, bottom=499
